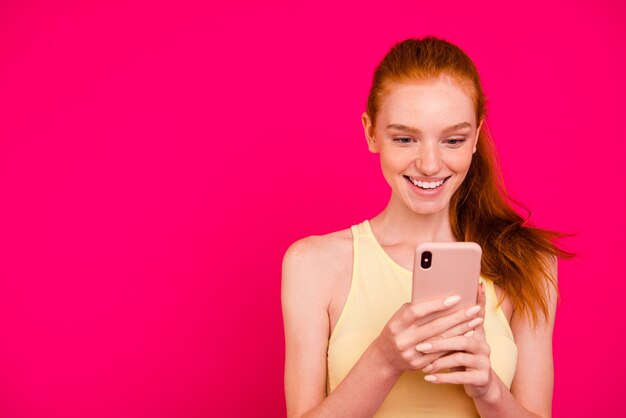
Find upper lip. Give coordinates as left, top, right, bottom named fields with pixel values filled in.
left=404, top=175, right=450, bottom=182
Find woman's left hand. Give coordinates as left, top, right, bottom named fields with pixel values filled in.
left=416, top=280, right=497, bottom=400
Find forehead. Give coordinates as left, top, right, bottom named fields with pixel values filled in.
left=378, top=77, right=476, bottom=129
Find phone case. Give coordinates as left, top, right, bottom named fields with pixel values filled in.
left=411, top=242, right=482, bottom=326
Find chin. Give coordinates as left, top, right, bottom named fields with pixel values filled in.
left=408, top=201, right=449, bottom=216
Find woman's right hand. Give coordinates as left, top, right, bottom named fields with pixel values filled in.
left=373, top=295, right=483, bottom=374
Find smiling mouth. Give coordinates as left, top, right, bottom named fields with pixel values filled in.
left=403, top=175, right=451, bottom=190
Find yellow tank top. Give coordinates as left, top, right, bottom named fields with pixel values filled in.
left=326, top=219, right=518, bottom=417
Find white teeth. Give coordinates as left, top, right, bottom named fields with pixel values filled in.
left=408, top=177, right=445, bottom=189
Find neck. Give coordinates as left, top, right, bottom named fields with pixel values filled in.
left=370, top=193, right=457, bottom=246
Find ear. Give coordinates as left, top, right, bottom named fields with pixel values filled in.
left=473, top=118, right=483, bottom=154
left=361, top=112, right=379, bottom=153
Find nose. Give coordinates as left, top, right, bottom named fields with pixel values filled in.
left=416, top=142, right=441, bottom=176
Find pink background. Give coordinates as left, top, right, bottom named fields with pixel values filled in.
left=0, top=0, right=624, bottom=417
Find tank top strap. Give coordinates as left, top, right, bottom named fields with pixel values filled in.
left=350, top=219, right=370, bottom=237
left=353, top=219, right=413, bottom=277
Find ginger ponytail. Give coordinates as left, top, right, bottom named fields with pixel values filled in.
left=367, top=36, right=574, bottom=324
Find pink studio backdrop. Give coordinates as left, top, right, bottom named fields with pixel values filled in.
left=0, top=1, right=624, bottom=417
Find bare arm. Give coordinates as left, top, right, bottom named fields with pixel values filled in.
left=282, top=236, right=401, bottom=417
left=479, top=257, right=558, bottom=418
left=282, top=237, right=331, bottom=416
left=282, top=236, right=484, bottom=418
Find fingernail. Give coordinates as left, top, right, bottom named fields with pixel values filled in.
left=415, top=342, right=433, bottom=352
left=465, top=305, right=481, bottom=317
left=468, top=317, right=484, bottom=328
left=464, top=330, right=475, bottom=337
left=443, top=295, right=461, bottom=306
left=422, top=364, right=433, bottom=373
left=424, top=375, right=437, bottom=382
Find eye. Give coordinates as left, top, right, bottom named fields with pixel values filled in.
left=393, top=137, right=414, bottom=144
left=444, top=137, right=467, bottom=146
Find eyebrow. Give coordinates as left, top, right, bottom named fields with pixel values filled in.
left=386, top=122, right=472, bottom=134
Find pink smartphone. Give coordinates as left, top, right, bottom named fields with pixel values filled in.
left=411, top=242, right=482, bottom=326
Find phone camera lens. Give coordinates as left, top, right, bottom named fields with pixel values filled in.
left=420, top=251, right=432, bottom=269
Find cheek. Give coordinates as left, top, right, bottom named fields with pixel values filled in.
left=378, top=150, right=412, bottom=187
left=447, top=151, right=474, bottom=173
left=380, top=149, right=410, bottom=171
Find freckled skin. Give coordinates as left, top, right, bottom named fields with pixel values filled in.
left=362, top=76, right=483, bottom=217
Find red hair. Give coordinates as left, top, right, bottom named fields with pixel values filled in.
left=366, top=36, right=574, bottom=324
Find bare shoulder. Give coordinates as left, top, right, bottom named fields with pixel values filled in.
left=280, top=228, right=352, bottom=307
left=282, top=228, right=352, bottom=277
left=492, top=283, right=514, bottom=323
left=493, top=255, right=558, bottom=324
left=509, top=254, right=559, bottom=336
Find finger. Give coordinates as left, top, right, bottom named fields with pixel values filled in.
left=398, top=295, right=464, bottom=326
left=474, top=280, right=487, bottom=337
left=424, top=369, right=490, bottom=386
left=422, top=350, right=490, bottom=373
left=429, top=314, right=483, bottom=340
left=422, top=352, right=491, bottom=374
left=390, top=314, right=479, bottom=353
left=416, top=334, right=487, bottom=355
left=414, top=307, right=483, bottom=344
left=405, top=350, right=449, bottom=370
left=477, top=280, right=486, bottom=317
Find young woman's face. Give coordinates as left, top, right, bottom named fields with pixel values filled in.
left=362, top=76, right=482, bottom=216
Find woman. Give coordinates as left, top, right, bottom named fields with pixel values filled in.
left=281, top=37, right=572, bottom=418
